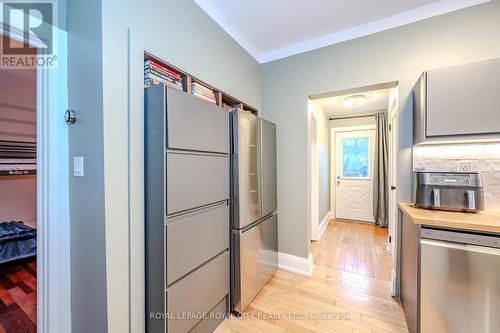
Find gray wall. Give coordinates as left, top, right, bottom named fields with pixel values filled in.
left=318, top=115, right=330, bottom=223
left=99, top=1, right=262, bottom=332
left=67, top=0, right=108, bottom=332
left=261, top=0, right=500, bottom=259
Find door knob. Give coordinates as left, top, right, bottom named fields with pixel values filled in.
left=65, top=109, right=76, bottom=124
left=390, top=186, right=396, bottom=190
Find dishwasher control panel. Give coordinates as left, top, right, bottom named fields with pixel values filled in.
left=421, top=227, right=500, bottom=249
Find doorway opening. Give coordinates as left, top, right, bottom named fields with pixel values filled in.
left=308, top=81, right=399, bottom=289
left=0, top=18, right=71, bottom=331
left=0, top=36, right=38, bottom=332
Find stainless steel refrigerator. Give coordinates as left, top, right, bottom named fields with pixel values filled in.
left=230, top=109, right=279, bottom=314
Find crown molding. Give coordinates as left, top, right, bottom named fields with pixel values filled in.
left=195, top=0, right=490, bottom=64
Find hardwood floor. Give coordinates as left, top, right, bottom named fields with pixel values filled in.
left=0, top=259, right=36, bottom=333
left=312, top=220, right=392, bottom=281
left=216, top=219, right=408, bottom=333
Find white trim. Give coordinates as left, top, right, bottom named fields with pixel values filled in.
left=278, top=252, right=314, bottom=277
left=260, top=0, right=490, bottom=62
left=312, top=211, right=331, bottom=241
left=388, top=87, right=399, bottom=297
left=195, top=0, right=490, bottom=63
left=36, top=28, right=71, bottom=333
left=332, top=124, right=376, bottom=134
left=308, top=108, right=320, bottom=245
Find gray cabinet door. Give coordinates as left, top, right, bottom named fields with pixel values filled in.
left=189, top=297, right=228, bottom=333
left=166, top=153, right=229, bottom=215
left=166, top=251, right=229, bottom=333
left=426, top=58, right=500, bottom=137
left=400, top=211, right=420, bottom=333
left=166, top=87, right=229, bottom=153
left=166, top=204, right=229, bottom=285
left=260, top=119, right=277, bottom=217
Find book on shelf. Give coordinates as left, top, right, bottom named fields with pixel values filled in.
left=191, top=89, right=215, bottom=100
left=144, top=59, right=183, bottom=90
left=144, top=68, right=181, bottom=84
left=145, top=74, right=183, bottom=90
left=191, top=82, right=217, bottom=105
left=145, top=71, right=182, bottom=89
left=191, top=82, right=215, bottom=97
left=222, top=103, right=235, bottom=110
left=192, top=91, right=216, bottom=104
left=222, top=102, right=243, bottom=110
left=191, top=83, right=216, bottom=103
left=144, top=60, right=182, bottom=80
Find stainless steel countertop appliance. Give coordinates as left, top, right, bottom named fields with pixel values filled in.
left=230, top=109, right=278, bottom=314
left=414, top=171, right=484, bottom=212
left=420, top=227, right=500, bottom=333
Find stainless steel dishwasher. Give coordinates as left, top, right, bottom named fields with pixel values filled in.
left=420, top=227, right=500, bottom=333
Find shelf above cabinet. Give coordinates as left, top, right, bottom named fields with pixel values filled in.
left=144, top=52, right=258, bottom=115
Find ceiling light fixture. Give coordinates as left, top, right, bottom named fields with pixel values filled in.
left=340, top=94, right=371, bottom=108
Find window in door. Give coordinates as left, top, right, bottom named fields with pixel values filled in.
left=341, top=137, right=370, bottom=179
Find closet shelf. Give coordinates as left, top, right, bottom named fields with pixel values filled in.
left=144, top=52, right=258, bottom=115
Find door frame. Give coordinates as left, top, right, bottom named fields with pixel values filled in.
left=1, top=19, right=72, bottom=333
left=309, top=108, right=320, bottom=240
left=330, top=124, right=376, bottom=221
left=388, top=87, right=399, bottom=296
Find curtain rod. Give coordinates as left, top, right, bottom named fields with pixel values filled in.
left=329, top=114, right=375, bottom=121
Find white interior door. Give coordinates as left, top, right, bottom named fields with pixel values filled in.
left=335, top=129, right=375, bottom=222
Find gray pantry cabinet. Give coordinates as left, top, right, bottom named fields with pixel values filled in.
left=145, top=85, right=230, bottom=333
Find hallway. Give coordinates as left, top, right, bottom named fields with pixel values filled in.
left=312, top=220, right=392, bottom=281
left=216, top=220, right=408, bottom=333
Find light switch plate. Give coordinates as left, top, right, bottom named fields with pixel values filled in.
left=73, top=156, right=84, bottom=177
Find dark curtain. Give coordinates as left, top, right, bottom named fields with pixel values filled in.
left=373, top=112, right=389, bottom=227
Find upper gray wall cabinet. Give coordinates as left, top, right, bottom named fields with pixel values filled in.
left=413, top=58, right=500, bottom=144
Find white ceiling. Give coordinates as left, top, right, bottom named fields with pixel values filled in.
left=315, top=89, right=390, bottom=118
left=194, top=0, right=490, bottom=63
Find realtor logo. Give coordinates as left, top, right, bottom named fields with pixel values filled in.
left=0, top=0, right=57, bottom=69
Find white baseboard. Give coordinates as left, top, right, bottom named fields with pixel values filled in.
left=278, top=252, right=314, bottom=277
left=312, top=211, right=331, bottom=241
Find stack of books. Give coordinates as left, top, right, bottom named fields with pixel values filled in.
left=144, top=60, right=183, bottom=90
left=191, top=82, right=216, bottom=104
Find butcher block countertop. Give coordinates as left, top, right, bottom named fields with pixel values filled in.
left=399, top=203, right=500, bottom=234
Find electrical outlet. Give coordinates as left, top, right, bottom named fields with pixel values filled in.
left=458, top=161, right=472, bottom=172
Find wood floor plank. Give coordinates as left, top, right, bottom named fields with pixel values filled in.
left=7, top=303, right=35, bottom=333
left=0, top=259, right=37, bottom=331
left=8, top=287, right=36, bottom=323
left=216, top=219, right=407, bottom=333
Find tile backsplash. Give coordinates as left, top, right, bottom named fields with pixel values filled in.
left=413, top=143, right=500, bottom=209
